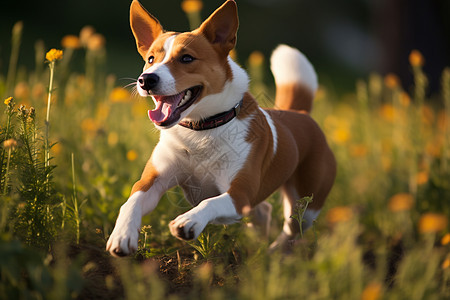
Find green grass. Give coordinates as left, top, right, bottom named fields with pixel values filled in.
left=0, top=19, right=449, bottom=300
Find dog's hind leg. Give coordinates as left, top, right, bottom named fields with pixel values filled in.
left=247, top=201, right=272, bottom=239
left=268, top=183, right=299, bottom=252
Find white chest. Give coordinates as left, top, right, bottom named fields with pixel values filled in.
left=156, top=117, right=252, bottom=205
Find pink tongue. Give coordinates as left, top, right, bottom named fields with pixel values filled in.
left=148, top=93, right=184, bottom=124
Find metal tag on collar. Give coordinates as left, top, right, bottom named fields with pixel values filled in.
left=233, top=99, right=243, bottom=116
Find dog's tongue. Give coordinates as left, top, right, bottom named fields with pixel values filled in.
left=148, top=93, right=183, bottom=124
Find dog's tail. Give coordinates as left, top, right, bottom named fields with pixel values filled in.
left=270, top=44, right=318, bottom=113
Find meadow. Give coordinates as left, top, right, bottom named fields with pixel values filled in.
left=1, top=11, right=449, bottom=300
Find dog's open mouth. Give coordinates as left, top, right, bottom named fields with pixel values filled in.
left=148, top=86, right=202, bottom=127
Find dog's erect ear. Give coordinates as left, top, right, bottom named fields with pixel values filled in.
left=130, top=0, right=163, bottom=58
left=197, top=0, right=238, bottom=56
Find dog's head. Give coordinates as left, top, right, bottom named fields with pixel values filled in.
left=130, top=0, right=241, bottom=129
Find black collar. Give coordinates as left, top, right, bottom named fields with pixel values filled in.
left=178, top=99, right=244, bottom=131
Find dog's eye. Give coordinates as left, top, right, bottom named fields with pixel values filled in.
left=180, top=54, right=195, bottom=63
left=148, top=56, right=155, bottom=64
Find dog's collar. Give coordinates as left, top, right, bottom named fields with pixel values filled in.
left=178, top=99, right=244, bottom=131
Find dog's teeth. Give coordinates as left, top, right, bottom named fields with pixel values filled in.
left=178, top=90, right=192, bottom=107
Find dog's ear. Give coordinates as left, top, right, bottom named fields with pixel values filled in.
left=130, top=0, right=163, bottom=58
left=197, top=0, right=238, bottom=56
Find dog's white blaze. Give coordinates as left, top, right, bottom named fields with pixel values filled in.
left=259, top=108, right=278, bottom=155
left=137, top=35, right=178, bottom=97
left=162, top=35, right=176, bottom=63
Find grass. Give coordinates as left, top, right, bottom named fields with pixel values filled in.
left=0, top=14, right=449, bottom=300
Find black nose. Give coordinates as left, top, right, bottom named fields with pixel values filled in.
left=138, top=73, right=160, bottom=91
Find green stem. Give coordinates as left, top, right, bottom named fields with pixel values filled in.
left=3, top=148, right=12, bottom=195
left=45, top=61, right=55, bottom=168
left=71, top=153, right=80, bottom=244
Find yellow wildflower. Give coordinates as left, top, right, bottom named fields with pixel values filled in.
left=416, top=170, right=429, bottom=186
left=81, top=118, right=98, bottom=133
left=109, top=87, right=131, bottom=103
left=51, top=143, right=62, bottom=155
left=4, top=97, right=13, bottom=105
left=3, top=139, right=18, bottom=150
left=409, top=50, right=424, bottom=67
left=87, top=34, right=106, bottom=51
left=331, top=127, right=350, bottom=145
left=249, top=51, right=264, bottom=66
left=61, top=35, right=81, bottom=49
left=326, top=206, right=353, bottom=225
left=418, top=213, right=448, bottom=234
left=388, top=193, right=414, bottom=212
left=441, top=233, right=450, bottom=245
left=379, top=104, right=395, bottom=122
left=108, top=132, right=119, bottom=146
left=181, top=0, right=203, bottom=13
left=126, top=150, right=138, bottom=161
left=442, top=258, right=450, bottom=270
left=350, top=144, right=369, bottom=158
left=361, top=282, right=382, bottom=300
left=46, top=48, right=63, bottom=62
left=399, top=92, right=410, bottom=107
left=384, top=73, right=400, bottom=89
left=14, top=82, right=30, bottom=100
left=79, top=25, right=96, bottom=47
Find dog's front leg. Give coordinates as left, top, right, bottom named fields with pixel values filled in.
left=106, top=163, right=167, bottom=257
left=169, top=192, right=241, bottom=240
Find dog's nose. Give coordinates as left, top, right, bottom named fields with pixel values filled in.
left=138, top=73, right=160, bottom=91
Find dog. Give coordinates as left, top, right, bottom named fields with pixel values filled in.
left=106, top=0, right=336, bottom=257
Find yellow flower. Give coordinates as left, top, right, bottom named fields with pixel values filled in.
left=384, top=73, right=400, bottom=89
left=418, top=213, right=448, bottom=233
left=416, top=170, right=429, bottom=186
left=331, top=127, right=350, bottom=145
left=87, top=34, right=106, bottom=51
left=350, top=144, right=369, bottom=158
left=3, top=139, right=18, bottom=150
left=79, top=25, right=96, bottom=47
left=46, top=48, right=63, bottom=62
left=4, top=97, right=13, bottom=105
left=249, top=51, right=264, bottom=66
left=409, top=50, right=424, bottom=67
left=126, top=150, right=138, bottom=161
left=442, top=258, right=450, bottom=270
left=14, top=82, right=30, bottom=100
left=399, top=92, right=410, bottom=107
left=388, top=193, right=414, bottom=212
left=361, top=282, right=382, bottom=300
left=109, top=87, right=131, bottom=103
left=61, top=35, right=81, bottom=49
left=326, top=206, right=353, bottom=225
left=441, top=233, right=450, bottom=245
left=379, top=104, right=395, bottom=122
left=181, top=0, right=203, bottom=13
left=81, top=118, right=98, bottom=133
left=108, top=132, right=119, bottom=146
left=51, top=143, right=62, bottom=155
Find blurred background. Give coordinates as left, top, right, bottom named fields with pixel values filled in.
left=1, top=0, right=449, bottom=95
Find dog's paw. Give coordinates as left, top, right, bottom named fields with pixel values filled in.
left=169, top=214, right=206, bottom=241
left=106, top=226, right=139, bottom=257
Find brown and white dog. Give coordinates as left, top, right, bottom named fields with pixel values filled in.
left=106, top=0, right=336, bottom=256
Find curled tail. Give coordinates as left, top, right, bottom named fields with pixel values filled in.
left=270, top=44, right=318, bottom=113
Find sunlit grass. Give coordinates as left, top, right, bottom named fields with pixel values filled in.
left=0, top=14, right=449, bottom=300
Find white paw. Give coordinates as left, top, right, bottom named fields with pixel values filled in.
left=106, top=225, right=139, bottom=257
left=169, top=213, right=206, bottom=240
